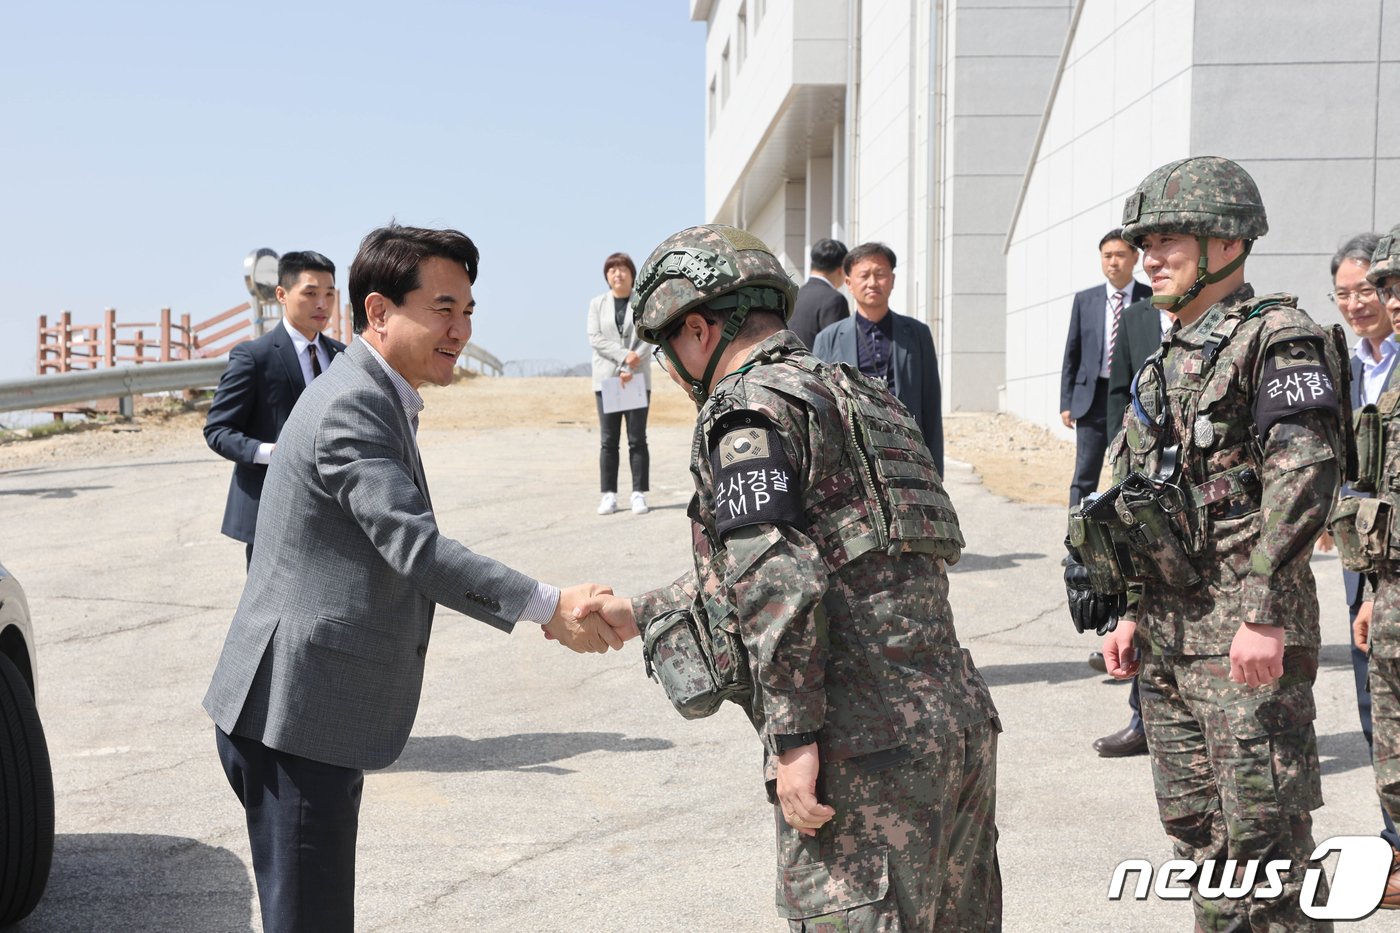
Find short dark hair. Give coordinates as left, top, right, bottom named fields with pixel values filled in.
left=603, top=252, right=636, bottom=281
left=1099, top=229, right=1134, bottom=251
left=349, top=224, right=480, bottom=333
left=278, top=250, right=336, bottom=289
left=810, top=238, right=848, bottom=273
left=842, top=242, right=896, bottom=275
left=1332, top=232, right=1381, bottom=277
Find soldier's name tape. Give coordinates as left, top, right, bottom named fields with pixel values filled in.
left=1108, top=835, right=1392, bottom=920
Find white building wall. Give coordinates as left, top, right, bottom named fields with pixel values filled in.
left=940, top=0, right=1072, bottom=412
left=701, top=0, right=799, bottom=223
left=1005, top=0, right=1397, bottom=436
left=1005, top=0, right=1194, bottom=436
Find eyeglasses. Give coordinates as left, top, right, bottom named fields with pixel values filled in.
left=651, top=344, right=670, bottom=369
left=1378, top=283, right=1400, bottom=304
left=1329, top=287, right=1379, bottom=305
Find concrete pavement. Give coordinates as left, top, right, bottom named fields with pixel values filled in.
left=2, top=413, right=1397, bottom=931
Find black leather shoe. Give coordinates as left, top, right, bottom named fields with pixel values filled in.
left=1088, top=651, right=1107, bottom=674
left=1093, top=726, right=1147, bottom=757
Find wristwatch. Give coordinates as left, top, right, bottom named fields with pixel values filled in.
left=771, top=731, right=820, bottom=754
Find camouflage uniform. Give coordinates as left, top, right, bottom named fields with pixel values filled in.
left=1111, top=159, right=1342, bottom=932
left=1346, top=227, right=1400, bottom=837
left=630, top=226, right=1001, bottom=930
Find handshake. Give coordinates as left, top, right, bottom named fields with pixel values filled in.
left=541, top=583, right=639, bottom=654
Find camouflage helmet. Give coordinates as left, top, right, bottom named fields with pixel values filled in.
left=630, top=224, right=796, bottom=345
left=1367, top=223, right=1400, bottom=285
left=1121, top=156, right=1268, bottom=248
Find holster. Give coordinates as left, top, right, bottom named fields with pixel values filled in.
left=1073, top=472, right=1202, bottom=589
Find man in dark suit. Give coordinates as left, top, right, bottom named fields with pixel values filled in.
left=1321, top=232, right=1400, bottom=852
left=204, top=251, right=346, bottom=567
left=1059, top=229, right=1152, bottom=505
left=1106, top=298, right=1171, bottom=438
left=787, top=237, right=849, bottom=348
left=811, top=242, right=943, bottom=473
left=203, top=224, right=630, bottom=933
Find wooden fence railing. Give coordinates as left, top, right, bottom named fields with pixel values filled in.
left=36, top=298, right=355, bottom=375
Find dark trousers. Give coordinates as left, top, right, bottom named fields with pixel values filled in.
left=215, top=727, right=364, bottom=933
left=1069, top=378, right=1109, bottom=506
left=595, top=391, right=650, bottom=493
left=1349, top=601, right=1400, bottom=847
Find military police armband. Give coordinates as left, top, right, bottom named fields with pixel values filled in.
left=708, top=411, right=803, bottom=538
left=1253, top=339, right=1340, bottom=440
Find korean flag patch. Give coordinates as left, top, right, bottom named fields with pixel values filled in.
left=708, top=416, right=802, bottom=538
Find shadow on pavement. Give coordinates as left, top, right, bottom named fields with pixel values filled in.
left=0, top=485, right=113, bottom=499
left=1316, top=730, right=1374, bottom=777
left=16, top=833, right=252, bottom=932
left=948, top=551, right=1045, bottom=572
left=388, top=731, right=675, bottom=775
left=977, top=659, right=1114, bottom=687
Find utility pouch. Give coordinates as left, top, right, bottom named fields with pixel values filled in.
left=1353, top=405, right=1382, bottom=493
left=1329, top=496, right=1376, bottom=573
left=642, top=607, right=752, bottom=720
left=1068, top=502, right=1126, bottom=595
left=1112, top=475, right=1203, bottom=588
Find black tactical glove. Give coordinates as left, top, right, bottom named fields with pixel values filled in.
left=1064, top=547, right=1123, bottom=635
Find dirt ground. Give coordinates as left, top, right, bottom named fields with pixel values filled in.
left=0, top=375, right=1084, bottom=506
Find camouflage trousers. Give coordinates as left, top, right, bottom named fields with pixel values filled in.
left=1139, top=649, right=1330, bottom=933
left=1371, top=655, right=1400, bottom=828
left=774, top=719, right=1001, bottom=932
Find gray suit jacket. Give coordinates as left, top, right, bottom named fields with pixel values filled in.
left=203, top=339, right=538, bottom=771
left=587, top=291, right=652, bottom=392
left=811, top=311, right=943, bottom=474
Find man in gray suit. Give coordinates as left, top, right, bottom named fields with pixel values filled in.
left=204, top=224, right=625, bottom=933
left=811, top=242, right=943, bottom=473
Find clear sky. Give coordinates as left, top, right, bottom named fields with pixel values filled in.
left=0, top=0, right=703, bottom=382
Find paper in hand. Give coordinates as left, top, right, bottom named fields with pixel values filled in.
left=600, top=375, right=648, bottom=413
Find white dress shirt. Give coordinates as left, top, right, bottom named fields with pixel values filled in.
left=1355, top=334, right=1400, bottom=406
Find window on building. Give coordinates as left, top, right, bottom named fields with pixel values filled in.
left=721, top=42, right=730, bottom=105
left=708, top=77, right=717, bottom=133
left=737, top=3, right=747, bottom=69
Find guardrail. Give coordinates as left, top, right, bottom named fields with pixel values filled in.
left=0, top=360, right=229, bottom=417
left=3, top=342, right=507, bottom=422
left=463, top=344, right=504, bottom=376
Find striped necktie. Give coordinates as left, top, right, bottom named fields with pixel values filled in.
left=1106, top=291, right=1125, bottom=369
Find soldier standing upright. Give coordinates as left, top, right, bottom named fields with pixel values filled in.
left=1076, top=156, right=1344, bottom=930
left=589, top=225, right=1002, bottom=929
left=1340, top=224, right=1400, bottom=908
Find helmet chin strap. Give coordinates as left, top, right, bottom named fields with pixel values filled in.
left=1151, top=236, right=1252, bottom=313
left=664, top=294, right=757, bottom=404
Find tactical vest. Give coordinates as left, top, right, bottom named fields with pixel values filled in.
left=1074, top=293, right=1349, bottom=592
left=751, top=352, right=964, bottom=568
left=642, top=339, right=993, bottom=762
